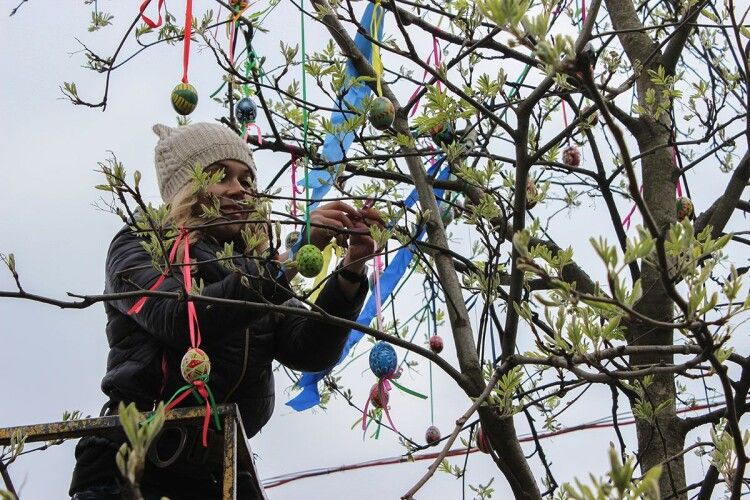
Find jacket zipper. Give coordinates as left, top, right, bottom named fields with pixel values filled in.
left=223, top=327, right=251, bottom=402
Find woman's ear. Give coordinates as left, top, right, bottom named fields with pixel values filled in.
left=152, top=123, right=175, bottom=139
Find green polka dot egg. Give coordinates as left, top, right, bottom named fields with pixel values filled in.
left=180, top=347, right=210, bottom=383
left=369, top=96, right=395, bottom=131
left=296, top=244, right=324, bottom=278
left=676, top=196, right=694, bottom=220
left=171, top=82, right=198, bottom=116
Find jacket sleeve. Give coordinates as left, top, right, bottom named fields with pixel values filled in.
left=106, top=228, right=294, bottom=350
left=273, top=272, right=368, bottom=372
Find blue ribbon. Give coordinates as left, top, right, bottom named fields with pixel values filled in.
left=287, top=158, right=451, bottom=411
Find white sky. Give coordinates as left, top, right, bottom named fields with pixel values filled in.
left=1, top=1, right=748, bottom=499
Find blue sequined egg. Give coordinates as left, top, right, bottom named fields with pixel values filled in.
left=236, top=97, right=257, bottom=125
left=369, top=342, right=397, bottom=378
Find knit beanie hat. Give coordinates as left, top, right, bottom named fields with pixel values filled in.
left=152, top=122, right=257, bottom=203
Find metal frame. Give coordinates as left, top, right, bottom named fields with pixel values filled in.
left=0, top=404, right=266, bottom=500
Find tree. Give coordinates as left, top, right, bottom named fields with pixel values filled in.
left=3, top=0, right=750, bottom=498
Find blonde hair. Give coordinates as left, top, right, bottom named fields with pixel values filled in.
left=165, top=181, right=207, bottom=257
left=164, top=179, right=271, bottom=260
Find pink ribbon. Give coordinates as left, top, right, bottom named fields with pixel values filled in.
left=362, top=377, right=398, bottom=434
left=621, top=185, right=644, bottom=229
left=243, top=123, right=263, bottom=144
left=408, top=36, right=442, bottom=117
left=373, top=254, right=384, bottom=331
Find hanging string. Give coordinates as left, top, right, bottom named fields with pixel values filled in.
left=561, top=100, right=570, bottom=144
left=181, top=0, right=193, bottom=84
left=370, top=0, right=385, bottom=96
left=300, top=0, right=311, bottom=244
left=290, top=155, right=304, bottom=228
left=242, top=51, right=263, bottom=144
left=429, top=278, right=437, bottom=425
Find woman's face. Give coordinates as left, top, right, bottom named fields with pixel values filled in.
left=202, top=159, right=256, bottom=242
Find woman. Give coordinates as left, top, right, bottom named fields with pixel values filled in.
left=70, top=122, right=380, bottom=499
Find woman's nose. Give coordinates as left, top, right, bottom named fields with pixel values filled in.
left=226, top=178, right=247, bottom=197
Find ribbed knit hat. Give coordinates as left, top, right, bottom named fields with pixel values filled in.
left=152, top=122, right=256, bottom=203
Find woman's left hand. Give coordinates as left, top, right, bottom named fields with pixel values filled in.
left=306, top=202, right=382, bottom=273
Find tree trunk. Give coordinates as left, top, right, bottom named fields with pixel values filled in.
left=627, top=122, right=686, bottom=498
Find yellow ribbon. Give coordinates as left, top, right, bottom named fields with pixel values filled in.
left=370, top=1, right=385, bottom=97
left=309, top=242, right=338, bottom=302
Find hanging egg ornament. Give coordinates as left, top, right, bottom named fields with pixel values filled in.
left=180, top=347, right=211, bottom=383
left=295, top=244, right=324, bottom=278
left=171, top=82, right=198, bottom=116
left=562, top=146, right=581, bottom=167
left=285, top=231, right=301, bottom=250
left=430, top=121, right=455, bottom=147
left=369, top=383, right=389, bottom=409
left=369, top=96, right=395, bottom=131
left=369, top=341, right=397, bottom=378
left=425, top=425, right=441, bottom=445
left=526, top=179, right=539, bottom=209
left=676, top=197, right=694, bottom=220
left=429, top=335, right=444, bottom=354
left=235, top=97, right=258, bottom=125
left=477, top=426, right=492, bottom=454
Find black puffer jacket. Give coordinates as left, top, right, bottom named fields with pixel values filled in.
left=101, top=224, right=367, bottom=436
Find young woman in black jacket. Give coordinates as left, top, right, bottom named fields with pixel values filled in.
left=69, top=122, right=380, bottom=499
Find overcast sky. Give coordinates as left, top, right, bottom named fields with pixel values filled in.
left=1, top=1, right=748, bottom=499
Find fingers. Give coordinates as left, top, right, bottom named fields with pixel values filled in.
left=316, top=201, right=362, bottom=219
left=311, top=208, right=355, bottom=231
left=357, top=207, right=385, bottom=227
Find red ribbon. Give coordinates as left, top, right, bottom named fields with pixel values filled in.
left=139, top=0, right=165, bottom=28
left=131, top=227, right=214, bottom=446
left=180, top=228, right=202, bottom=348
left=127, top=229, right=187, bottom=315
left=581, top=0, right=587, bottom=23
left=362, top=377, right=398, bottom=434
left=164, top=379, right=212, bottom=447
left=182, top=0, right=193, bottom=84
